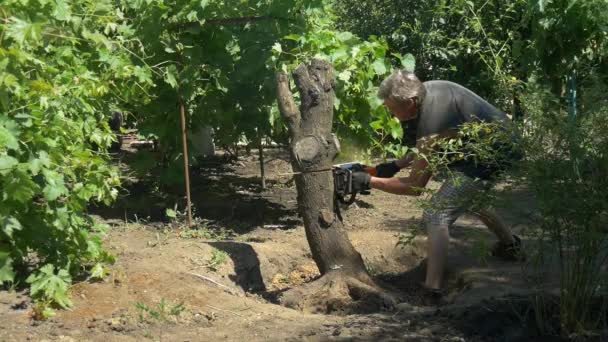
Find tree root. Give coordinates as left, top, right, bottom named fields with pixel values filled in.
left=278, top=270, right=397, bottom=314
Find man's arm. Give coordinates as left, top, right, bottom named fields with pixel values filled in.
left=394, top=152, right=416, bottom=169
left=370, top=158, right=432, bottom=195
left=370, top=133, right=447, bottom=195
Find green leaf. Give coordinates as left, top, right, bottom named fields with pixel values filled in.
left=26, top=264, right=73, bottom=309
left=5, top=17, right=44, bottom=46
left=271, top=42, right=282, bottom=54
left=166, top=208, right=177, bottom=219
left=336, top=32, right=355, bottom=42
left=29, top=151, right=51, bottom=176
left=366, top=91, right=383, bottom=110
left=371, top=59, right=387, bottom=76
left=186, top=11, right=198, bottom=22
left=337, top=70, right=351, bottom=82
left=0, top=126, right=19, bottom=151
left=90, top=263, right=105, bottom=279
left=370, top=119, right=383, bottom=131
left=53, top=0, right=72, bottom=21
left=0, top=251, right=15, bottom=284
left=164, top=66, right=178, bottom=89
left=283, top=34, right=301, bottom=41
left=4, top=170, right=39, bottom=203
left=1, top=217, right=22, bottom=240
left=42, top=170, right=68, bottom=201
left=388, top=118, right=403, bottom=140
left=334, top=96, right=341, bottom=110
left=401, top=54, right=416, bottom=72
left=0, top=155, right=18, bottom=175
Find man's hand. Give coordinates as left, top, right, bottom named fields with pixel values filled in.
left=375, top=161, right=400, bottom=178
left=351, top=171, right=371, bottom=193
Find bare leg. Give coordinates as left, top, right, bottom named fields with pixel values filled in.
left=473, top=208, right=515, bottom=245
left=424, top=225, right=450, bottom=290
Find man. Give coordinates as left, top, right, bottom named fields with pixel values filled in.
left=351, top=70, right=523, bottom=302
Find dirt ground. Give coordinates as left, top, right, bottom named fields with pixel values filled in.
left=0, top=144, right=568, bottom=342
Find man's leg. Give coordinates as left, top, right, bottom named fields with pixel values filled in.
left=474, top=208, right=515, bottom=245
left=422, top=173, right=483, bottom=290
left=425, top=224, right=450, bottom=289
left=473, top=208, right=524, bottom=261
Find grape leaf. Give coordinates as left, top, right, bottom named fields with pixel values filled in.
left=26, top=264, right=73, bottom=309
left=0, top=251, right=15, bottom=284
left=0, top=155, right=18, bottom=175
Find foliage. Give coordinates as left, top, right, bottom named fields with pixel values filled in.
left=518, top=78, right=608, bottom=335
left=334, top=0, right=608, bottom=112
left=122, top=0, right=416, bottom=178
left=118, top=0, right=324, bottom=187
left=0, top=0, right=152, bottom=313
left=334, top=0, right=527, bottom=111
left=421, top=121, right=521, bottom=179
left=271, top=2, right=415, bottom=159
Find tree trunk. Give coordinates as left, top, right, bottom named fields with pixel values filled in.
left=275, top=59, right=395, bottom=314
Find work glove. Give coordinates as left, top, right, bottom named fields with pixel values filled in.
left=375, top=161, right=400, bottom=178
left=351, top=171, right=371, bottom=193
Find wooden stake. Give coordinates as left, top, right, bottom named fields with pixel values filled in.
left=258, top=133, right=266, bottom=190
left=179, top=98, right=193, bottom=227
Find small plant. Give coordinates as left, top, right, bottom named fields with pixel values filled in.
left=205, top=249, right=228, bottom=272
left=365, top=260, right=380, bottom=277
left=463, top=229, right=491, bottom=265
left=395, top=231, right=419, bottom=249
left=147, top=230, right=171, bottom=248
left=135, top=298, right=185, bottom=341
left=396, top=222, right=422, bottom=249
left=26, top=264, right=72, bottom=320
left=178, top=220, right=234, bottom=241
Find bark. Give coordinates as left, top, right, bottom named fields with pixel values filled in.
left=275, top=59, right=395, bottom=313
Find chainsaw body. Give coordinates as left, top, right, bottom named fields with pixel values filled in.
left=333, top=162, right=375, bottom=205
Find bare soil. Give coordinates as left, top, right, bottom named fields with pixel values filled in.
left=0, top=143, right=574, bottom=342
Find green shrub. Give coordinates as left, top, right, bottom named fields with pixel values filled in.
left=0, top=0, right=152, bottom=315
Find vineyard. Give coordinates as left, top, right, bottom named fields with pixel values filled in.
left=1, top=0, right=608, bottom=341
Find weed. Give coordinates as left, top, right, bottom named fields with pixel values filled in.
left=31, top=301, right=56, bottom=320
left=206, top=249, right=228, bottom=272
left=178, top=220, right=234, bottom=241
left=365, top=260, right=380, bottom=277
left=135, top=298, right=185, bottom=341
left=394, top=219, right=424, bottom=250
left=463, top=229, right=491, bottom=265
left=147, top=230, right=171, bottom=247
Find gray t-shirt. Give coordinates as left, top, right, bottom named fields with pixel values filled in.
left=417, top=80, right=509, bottom=139
left=401, top=81, right=512, bottom=178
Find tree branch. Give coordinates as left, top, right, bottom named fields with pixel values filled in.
left=206, top=15, right=291, bottom=25
left=276, top=71, right=301, bottom=137
left=174, top=16, right=293, bottom=32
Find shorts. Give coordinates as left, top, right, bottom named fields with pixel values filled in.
left=422, top=172, right=491, bottom=228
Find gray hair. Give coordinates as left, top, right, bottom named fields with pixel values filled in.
left=377, top=69, right=426, bottom=104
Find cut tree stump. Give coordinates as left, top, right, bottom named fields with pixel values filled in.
left=275, top=59, right=396, bottom=314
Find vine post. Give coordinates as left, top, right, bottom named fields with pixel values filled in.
left=258, top=131, right=266, bottom=190
left=179, top=97, right=193, bottom=227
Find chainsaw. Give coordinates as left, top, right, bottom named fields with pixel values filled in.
left=333, top=162, right=376, bottom=206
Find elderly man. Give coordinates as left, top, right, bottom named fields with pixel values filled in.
left=351, top=70, right=522, bottom=303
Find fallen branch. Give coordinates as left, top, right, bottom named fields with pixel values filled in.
left=186, top=272, right=240, bottom=296
left=205, top=304, right=244, bottom=317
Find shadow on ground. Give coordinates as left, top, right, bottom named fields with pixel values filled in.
left=89, top=150, right=300, bottom=234
left=208, top=241, right=266, bottom=292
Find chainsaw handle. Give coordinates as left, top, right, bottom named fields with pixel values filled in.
left=364, top=166, right=377, bottom=177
